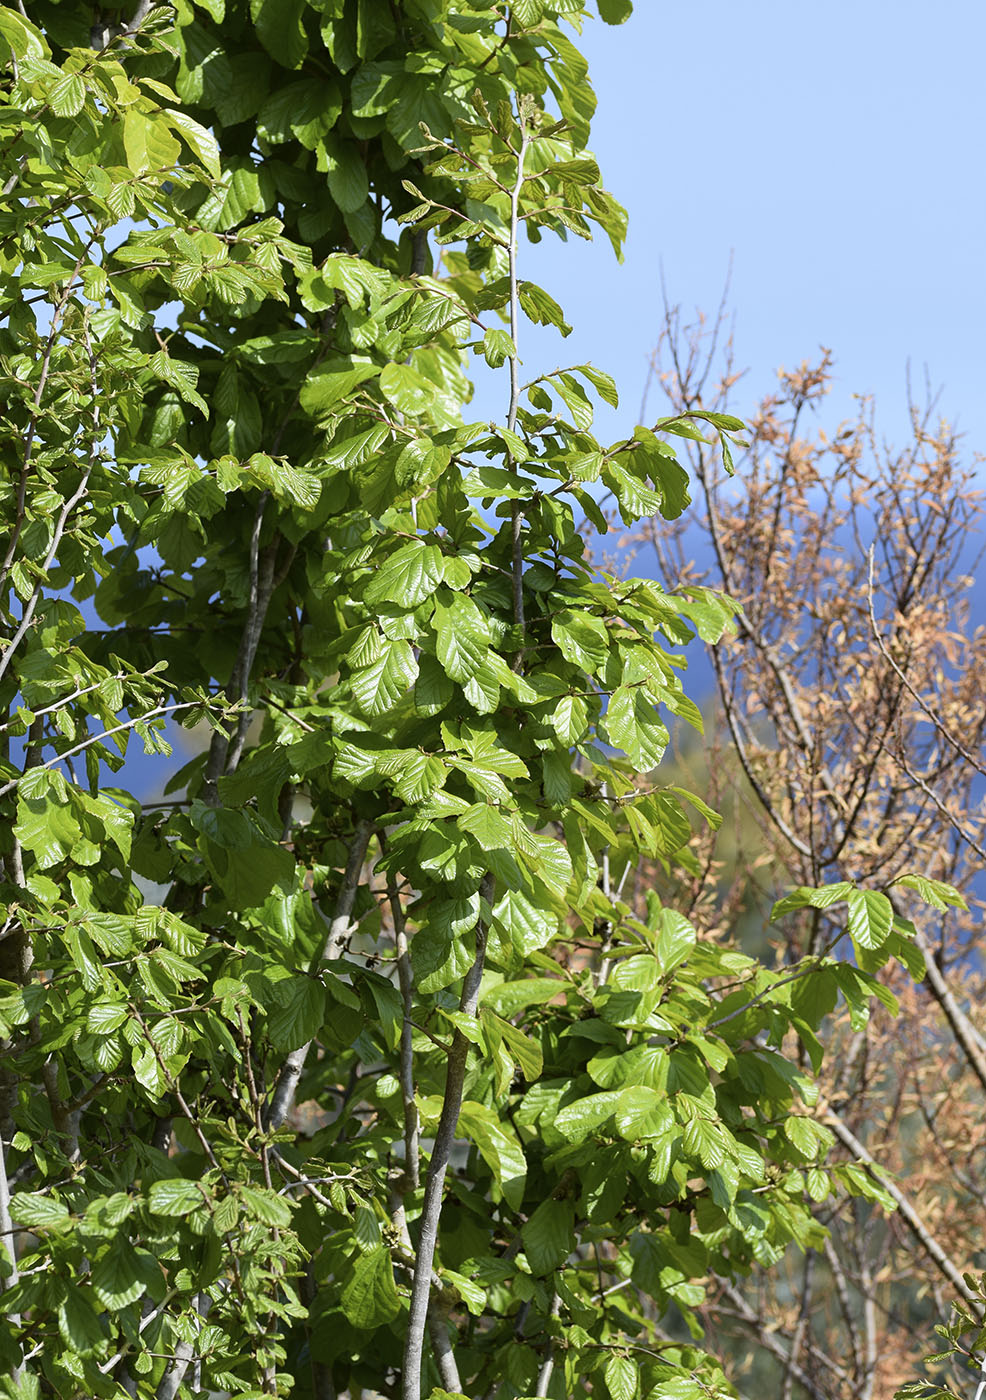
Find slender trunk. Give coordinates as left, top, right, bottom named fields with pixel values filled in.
left=401, top=874, right=494, bottom=1400
left=266, top=822, right=372, bottom=1130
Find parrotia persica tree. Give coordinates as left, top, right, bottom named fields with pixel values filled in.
left=0, top=3, right=961, bottom=1399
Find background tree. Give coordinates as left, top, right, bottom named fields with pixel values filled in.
left=632, top=299, right=986, bottom=1398
left=0, top=4, right=956, bottom=1400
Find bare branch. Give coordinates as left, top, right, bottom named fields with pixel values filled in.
left=825, top=1109, right=982, bottom=1311
left=265, top=822, right=373, bottom=1131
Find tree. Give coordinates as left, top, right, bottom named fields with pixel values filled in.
left=635, top=299, right=986, bottom=1398
left=0, top=4, right=949, bottom=1399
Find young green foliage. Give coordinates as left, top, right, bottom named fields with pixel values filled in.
left=0, top=4, right=951, bottom=1399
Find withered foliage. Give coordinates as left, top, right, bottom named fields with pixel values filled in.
left=614, top=302, right=986, bottom=1398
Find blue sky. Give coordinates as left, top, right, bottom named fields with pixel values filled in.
left=473, top=0, right=986, bottom=451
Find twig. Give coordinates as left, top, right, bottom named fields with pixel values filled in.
left=534, top=1292, right=562, bottom=1396
left=202, top=492, right=278, bottom=803
left=822, top=1236, right=863, bottom=1389
left=386, top=867, right=419, bottom=1190
left=507, top=113, right=531, bottom=653
left=0, top=464, right=93, bottom=688
left=0, top=1128, right=21, bottom=1381
left=0, top=676, right=138, bottom=739
left=780, top=1252, right=814, bottom=1400
left=867, top=545, right=986, bottom=778
left=401, top=873, right=495, bottom=1400
left=708, top=643, right=813, bottom=859
left=265, top=822, right=372, bottom=1130
left=907, top=926, right=986, bottom=1095
left=595, top=785, right=614, bottom=988
left=824, top=1109, right=982, bottom=1310
left=713, top=1277, right=835, bottom=1400
left=0, top=701, right=206, bottom=800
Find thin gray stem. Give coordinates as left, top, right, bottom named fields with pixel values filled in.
left=387, top=872, right=420, bottom=1190
left=202, top=492, right=277, bottom=804
left=0, top=464, right=92, bottom=688
left=859, top=1255, right=878, bottom=1400
left=265, top=823, right=372, bottom=1131
left=825, top=1110, right=982, bottom=1310
left=534, top=1292, right=562, bottom=1397
left=0, top=1128, right=21, bottom=1381
left=0, top=701, right=205, bottom=800
left=780, top=1252, right=814, bottom=1400
left=427, top=1307, right=462, bottom=1394
left=401, top=873, right=494, bottom=1400
left=714, top=1278, right=834, bottom=1400
left=595, top=784, right=614, bottom=988
left=822, top=1236, right=862, bottom=1389
left=909, top=925, right=986, bottom=1098
left=156, top=1338, right=195, bottom=1400
left=708, top=642, right=813, bottom=859
left=507, top=119, right=530, bottom=646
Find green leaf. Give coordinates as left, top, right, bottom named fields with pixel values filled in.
left=148, top=1178, right=204, bottom=1216
left=365, top=543, right=444, bottom=608
left=654, top=910, right=696, bottom=975
left=605, top=1354, right=638, bottom=1400
left=459, top=803, right=514, bottom=852
left=257, top=78, right=341, bottom=148
left=300, top=360, right=380, bottom=417
left=522, top=1198, right=574, bottom=1275
left=267, top=974, right=326, bottom=1050
left=87, top=1000, right=129, bottom=1034
left=551, top=694, right=588, bottom=745
left=604, top=687, right=668, bottom=769
left=457, top=1101, right=527, bottom=1209
left=518, top=281, right=571, bottom=335
left=771, top=881, right=855, bottom=922
left=122, top=108, right=181, bottom=177
left=49, top=72, right=85, bottom=118
left=517, top=833, right=572, bottom=896
left=324, top=134, right=369, bottom=213
left=784, top=1116, right=829, bottom=1160
left=551, top=609, right=608, bottom=673
left=239, top=1185, right=293, bottom=1227
left=481, top=1009, right=543, bottom=1081
left=891, top=873, right=967, bottom=911
left=614, top=1085, right=673, bottom=1141
left=482, top=327, right=515, bottom=367
left=681, top=1116, right=726, bottom=1170
left=483, top=978, right=568, bottom=1017
left=351, top=639, right=418, bottom=715
left=554, top=1091, right=621, bottom=1143
left=0, top=7, right=46, bottom=58
left=492, top=887, right=557, bottom=956
left=11, top=1193, right=71, bottom=1231
left=166, top=108, right=222, bottom=177
left=846, top=889, right=894, bottom=951
left=91, top=1240, right=153, bottom=1310
left=341, top=1247, right=401, bottom=1329
left=433, top=590, right=489, bottom=682
left=57, top=1289, right=104, bottom=1356
left=380, top=363, right=437, bottom=417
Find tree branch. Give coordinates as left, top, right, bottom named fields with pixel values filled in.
left=0, top=1128, right=21, bottom=1381
left=401, top=873, right=494, bottom=1400
left=0, top=464, right=92, bottom=688
left=387, top=869, right=420, bottom=1190
left=265, top=822, right=372, bottom=1130
left=202, top=491, right=278, bottom=804
left=825, top=1108, right=982, bottom=1311
left=507, top=114, right=531, bottom=650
